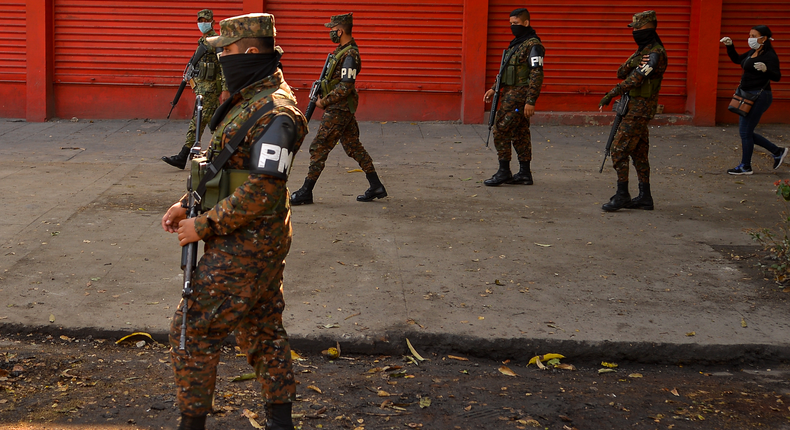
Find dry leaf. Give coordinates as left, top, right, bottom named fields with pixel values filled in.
left=686, top=332, right=696, bottom=336
left=447, top=355, right=468, bottom=361
left=242, top=409, right=264, bottom=429
left=601, top=362, right=618, bottom=368
left=671, top=388, right=680, bottom=397
left=406, top=338, right=426, bottom=361
left=629, top=373, right=643, bottom=378
left=377, top=390, right=391, bottom=397
left=535, top=358, right=546, bottom=370
left=598, top=368, right=616, bottom=374
left=555, top=363, right=576, bottom=371
left=49, top=314, right=55, bottom=323
left=419, top=397, right=431, bottom=408
left=308, top=385, right=322, bottom=394
left=499, top=366, right=518, bottom=377
left=535, top=243, right=552, bottom=247
left=347, top=169, right=363, bottom=173
left=115, top=332, right=153, bottom=345
left=528, top=353, right=565, bottom=366
left=741, top=318, right=748, bottom=328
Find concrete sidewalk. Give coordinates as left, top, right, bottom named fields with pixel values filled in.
left=2, top=117, right=790, bottom=364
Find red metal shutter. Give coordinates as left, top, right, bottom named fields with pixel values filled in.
left=52, top=0, right=243, bottom=119
left=486, top=1, right=691, bottom=113
left=717, top=0, right=789, bottom=123
left=266, top=1, right=464, bottom=121
left=0, top=1, right=27, bottom=118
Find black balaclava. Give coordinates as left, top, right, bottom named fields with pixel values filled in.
left=509, top=8, right=539, bottom=48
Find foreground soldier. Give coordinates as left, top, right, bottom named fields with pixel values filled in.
left=162, top=9, right=230, bottom=169
left=598, top=10, right=667, bottom=212
left=290, top=12, right=387, bottom=205
left=483, top=7, right=544, bottom=186
left=161, top=13, right=307, bottom=430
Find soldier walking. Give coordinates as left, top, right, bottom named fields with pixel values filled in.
left=161, top=13, right=307, bottom=430
left=290, top=12, right=387, bottom=205
left=162, top=9, right=230, bottom=169
left=483, top=7, right=544, bottom=186
left=598, top=10, right=667, bottom=212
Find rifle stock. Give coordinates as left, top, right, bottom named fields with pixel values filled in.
left=179, top=95, right=204, bottom=350
left=599, top=94, right=630, bottom=173
left=486, top=49, right=508, bottom=148
left=168, top=44, right=208, bottom=120
left=304, top=53, right=332, bottom=122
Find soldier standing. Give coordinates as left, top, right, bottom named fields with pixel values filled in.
left=598, top=10, right=667, bottom=212
left=290, top=12, right=387, bottom=205
left=162, top=9, right=230, bottom=169
left=483, top=7, right=544, bottom=186
left=161, top=13, right=307, bottom=430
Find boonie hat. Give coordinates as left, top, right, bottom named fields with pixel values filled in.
left=206, top=13, right=276, bottom=48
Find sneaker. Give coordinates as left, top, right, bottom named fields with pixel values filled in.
left=727, top=164, right=753, bottom=175
left=774, top=147, right=788, bottom=170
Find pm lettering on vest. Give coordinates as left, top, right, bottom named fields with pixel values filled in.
left=528, top=45, right=545, bottom=69
left=256, top=144, right=293, bottom=176
left=530, top=56, right=544, bottom=67
left=341, top=68, right=357, bottom=81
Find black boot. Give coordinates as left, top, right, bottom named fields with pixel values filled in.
left=357, top=172, right=387, bottom=202
left=601, top=181, right=631, bottom=212
left=266, top=402, right=295, bottom=430
left=509, top=161, right=533, bottom=185
left=627, top=182, right=654, bottom=210
left=177, top=414, right=206, bottom=430
left=483, top=160, right=512, bottom=186
left=162, top=146, right=191, bottom=170
left=290, top=178, right=316, bottom=205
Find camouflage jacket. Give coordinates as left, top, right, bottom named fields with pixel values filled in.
left=493, top=38, right=544, bottom=106
left=194, top=29, right=228, bottom=96
left=322, top=39, right=361, bottom=112
left=193, top=69, right=308, bottom=259
left=612, top=42, right=668, bottom=118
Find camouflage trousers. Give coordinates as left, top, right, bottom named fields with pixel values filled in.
left=307, top=109, right=375, bottom=181
left=169, top=249, right=295, bottom=417
left=610, top=114, right=650, bottom=183
left=182, top=91, right=220, bottom=150
left=493, top=86, right=532, bottom=162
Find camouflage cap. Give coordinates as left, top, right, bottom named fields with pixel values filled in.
left=197, top=9, right=213, bottom=21
left=324, top=12, right=353, bottom=28
left=628, top=10, right=657, bottom=28
left=206, top=13, right=276, bottom=48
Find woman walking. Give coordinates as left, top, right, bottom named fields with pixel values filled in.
left=721, top=25, right=784, bottom=175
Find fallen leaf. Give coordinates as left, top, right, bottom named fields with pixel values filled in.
left=307, top=385, right=322, bottom=394
left=528, top=353, right=565, bottom=366
left=322, top=347, right=340, bottom=359
left=377, top=390, right=391, bottom=397
left=741, top=318, right=748, bottom=328
left=447, top=355, right=468, bottom=361
left=555, top=363, right=577, bottom=371
left=598, top=368, right=616, bottom=374
left=347, top=169, right=363, bottom=173
left=406, top=338, right=426, bottom=361
left=535, top=243, right=552, bottom=247
left=498, top=366, right=517, bottom=377
left=629, top=373, right=643, bottom=378
left=49, top=314, right=55, bottom=323
left=686, top=332, right=696, bottom=337
left=291, top=350, right=303, bottom=361
left=242, top=409, right=264, bottom=429
left=671, top=388, right=680, bottom=397
left=231, top=372, right=256, bottom=382
left=601, top=362, right=619, bottom=368
left=115, top=332, right=154, bottom=345
left=419, top=397, right=431, bottom=408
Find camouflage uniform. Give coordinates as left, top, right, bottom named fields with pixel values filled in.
left=167, top=13, right=308, bottom=421
left=183, top=9, right=227, bottom=151
left=493, top=37, right=544, bottom=163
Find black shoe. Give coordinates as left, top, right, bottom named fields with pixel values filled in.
left=727, top=164, right=753, bottom=175
left=602, top=182, right=631, bottom=212
left=357, top=185, right=387, bottom=202
left=162, top=146, right=191, bottom=170
left=266, top=403, right=295, bottom=430
left=484, top=161, right=512, bottom=186
left=177, top=414, right=206, bottom=430
left=774, top=148, right=788, bottom=170
left=626, top=182, right=654, bottom=210
left=508, top=161, right=533, bottom=185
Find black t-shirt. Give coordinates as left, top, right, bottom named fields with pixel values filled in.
left=728, top=44, right=781, bottom=91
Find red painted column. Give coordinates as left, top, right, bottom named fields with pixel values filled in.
left=26, top=0, right=54, bottom=122
left=460, top=0, right=489, bottom=124
left=243, top=0, right=266, bottom=13
left=686, top=0, right=722, bottom=126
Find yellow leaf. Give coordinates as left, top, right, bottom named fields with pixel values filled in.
left=741, top=318, right=748, bottom=328
left=242, top=409, right=264, bottom=429
left=629, top=373, right=643, bottom=378
left=535, top=243, right=552, bottom=247
left=419, top=397, right=431, bottom=408
left=406, top=338, right=427, bottom=361
left=49, top=314, right=55, bottom=323
left=322, top=347, right=340, bottom=359
left=377, top=390, right=391, bottom=397
left=686, top=332, right=696, bottom=337
left=347, top=169, right=363, bottom=173
left=498, top=366, right=518, bottom=377
left=528, top=353, right=565, bottom=366
left=231, top=372, right=256, bottom=382
left=291, top=350, right=303, bottom=360
left=598, top=368, right=616, bottom=374
left=601, top=361, right=619, bottom=368
left=308, top=385, right=322, bottom=394
left=115, top=332, right=153, bottom=345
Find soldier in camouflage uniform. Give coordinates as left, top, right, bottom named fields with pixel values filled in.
left=598, top=10, right=667, bottom=212
left=162, top=9, right=230, bottom=170
left=483, top=8, right=544, bottom=186
left=161, top=13, right=307, bottom=430
left=290, top=12, right=387, bottom=205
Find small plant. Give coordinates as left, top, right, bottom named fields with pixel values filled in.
left=747, top=179, right=790, bottom=283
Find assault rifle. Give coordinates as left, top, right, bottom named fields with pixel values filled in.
left=599, top=93, right=630, bottom=173
left=485, top=47, right=522, bottom=147
left=167, top=44, right=209, bottom=119
left=304, top=53, right=332, bottom=122
left=179, top=94, right=203, bottom=350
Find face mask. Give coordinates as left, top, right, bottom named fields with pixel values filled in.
left=633, top=28, right=656, bottom=47
left=511, top=25, right=529, bottom=38
left=198, top=22, right=212, bottom=34
left=330, top=30, right=341, bottom=43
left=748, top=37, right=762, bottom=50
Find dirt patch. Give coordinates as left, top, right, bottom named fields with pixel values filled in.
left=1, top=333, right=790, bottom=430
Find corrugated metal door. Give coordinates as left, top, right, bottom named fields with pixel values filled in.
left=717, top=0, right=788, bottom=123
left=486, top=1, right=691, bottom=113
left=266, top=0, right=464, bottom=120
left=0, top=1, right=27, bottom=117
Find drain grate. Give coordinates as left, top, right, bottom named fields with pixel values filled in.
left=459, top=406, right=509, bottom=420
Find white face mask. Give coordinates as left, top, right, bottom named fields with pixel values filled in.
left=198, top=22, right=212, bottom=34
left=748, top=37, right=762, bottom=50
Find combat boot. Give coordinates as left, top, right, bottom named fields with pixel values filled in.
left=265, top=402, right=295, bottom=430
left=483, top=161, right=512, bottom=186
left=509, top=161, right=533, bottom=185
left=357, top=172, right=387, bottom=202
left=177, top=414, right=206, bottom=430
left=162, top=146, right=191, bottom=170
left=627, top=182, right=654, bottom=210
left=601, top=181, right=631, bottom=212
left=290, top=179, right=316, bottom=205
